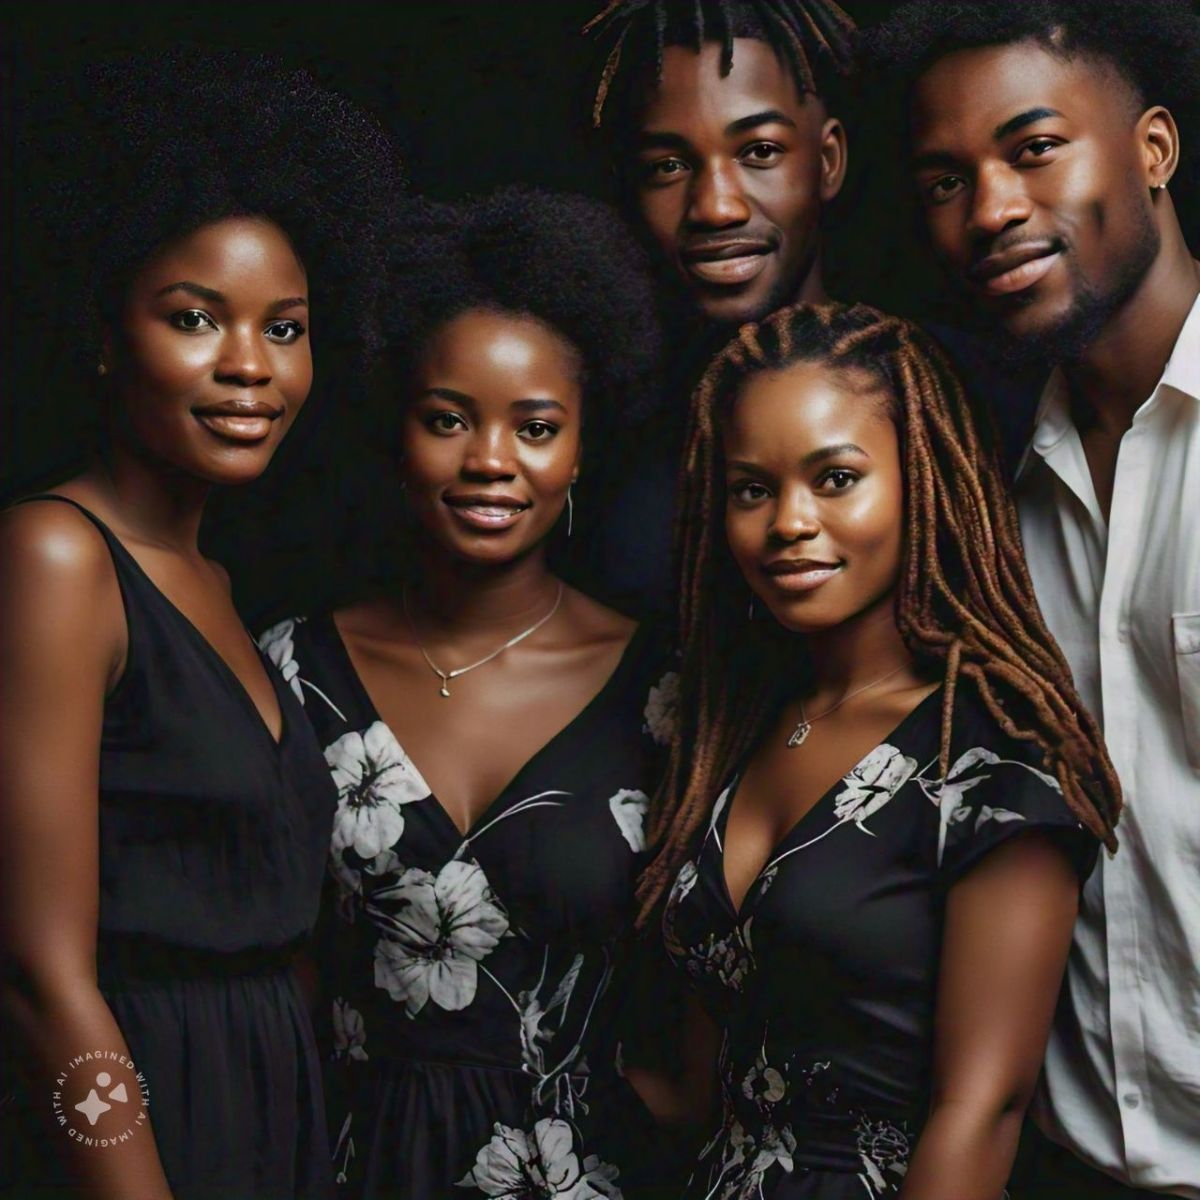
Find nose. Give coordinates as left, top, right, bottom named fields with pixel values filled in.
left=685, top=159, right=752, bottom=230
left=769, top=484, right=820, bottom=543
left=214, top=324, right=271, bottom=387
left=968, top=161, right=1033, bottom=241
left=461, top=425, right=517, bottom=480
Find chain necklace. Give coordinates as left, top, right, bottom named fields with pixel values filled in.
left=403, top=582, right=564, bottom=699
left=786, top=664, right=910, bottom=748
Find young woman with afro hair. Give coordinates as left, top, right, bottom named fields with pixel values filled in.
left=0, top=51, right=400, bottom=1200
left=258, top=186, right=685, bottom=1199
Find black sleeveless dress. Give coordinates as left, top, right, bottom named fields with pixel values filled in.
left=1, top=497, right=337, bottom=1199
left=258, top=614, right=679, bottom=1199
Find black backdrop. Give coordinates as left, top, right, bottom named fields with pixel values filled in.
left=3, top=1, right=1196, bottom=622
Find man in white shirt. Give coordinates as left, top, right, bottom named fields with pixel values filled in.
left=866, top=2, right=1200, bottom=1196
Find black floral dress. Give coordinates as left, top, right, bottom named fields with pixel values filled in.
left=260, top=615, right=680, bottom=1199
left=662, top=687, right=1097, bottom=1200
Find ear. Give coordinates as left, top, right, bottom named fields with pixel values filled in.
left=1140, top=105, right=1180, bottom=190
left=819, top=117, right=849, bottom=204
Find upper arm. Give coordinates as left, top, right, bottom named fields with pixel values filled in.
left=930, top=831, right=1080, bottom=1112
left=0, top=505, right=127, bottom=985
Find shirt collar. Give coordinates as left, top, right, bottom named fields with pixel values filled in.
left=1016, top=290, right=1200, bottom=482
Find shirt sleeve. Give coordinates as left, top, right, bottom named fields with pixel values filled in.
left=932, top=742, right=1099, bottom=888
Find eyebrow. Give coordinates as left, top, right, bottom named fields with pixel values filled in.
left=801, top=442, right=867, bottom=466
left=511, top=398, right=567, bottom=414
left=635, top=108, right=796, bottom=151
left=154, top=281, right=308, bottom=313
left=993, top=106, right=1063, bottom=141
left=416, top=387, right=474, bottom=406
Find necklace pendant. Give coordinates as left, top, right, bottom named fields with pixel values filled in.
left=787, top=721, right=811, bottom=749
left=438, top=678, right=451, bottom=698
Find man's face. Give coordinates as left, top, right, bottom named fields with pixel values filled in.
left=910, top=41, right=1160, bottom=357
left=628, top=38, right=846, bottom=326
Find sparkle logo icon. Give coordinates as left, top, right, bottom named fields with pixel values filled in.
left=74, top=1071, right=130, bottom=1126
left=52, top=1052, right=150, bottom=1148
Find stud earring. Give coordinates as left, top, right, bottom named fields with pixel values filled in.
left=97, top=362, right=108, bottom=376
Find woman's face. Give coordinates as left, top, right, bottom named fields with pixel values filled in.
left=106, top=215, right=311, bottom=486
left=723, top=360, right=904, bottom=635
left=402, top=308, right=582, bottom=566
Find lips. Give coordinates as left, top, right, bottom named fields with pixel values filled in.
left=761, top=558, right=842, bottom=593
left=681, top=239, right=774, bottom=287
left=967, top=241, right=1063, bottom=297
left=443, top=493, right=530, bottom=532
left=192, top=400, right=284, bottom=443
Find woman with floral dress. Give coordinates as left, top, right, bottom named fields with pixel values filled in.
left=631, top=303, right=1122, bottom=1199
left=261, top=189, right=676, bottom=1199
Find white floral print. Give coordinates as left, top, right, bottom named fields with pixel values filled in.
left=456, top=1118, right=621, bottom=1198
left=855, top=1115, right=911, bottom=1196
left=332, top=997, right=368, bottom=1061
left=701, top=1117, right=796, bottom=1200
left=259, top=618, right=304, bottom=704
left=372, top=859, right=509, bottom=1016
left=642, top=670, right=680, bottom=745
left=608, top=789, right=649, bottom=853
left=832, top=745, right=919, bottom=832
left=326, top=721, right=430, bottom=860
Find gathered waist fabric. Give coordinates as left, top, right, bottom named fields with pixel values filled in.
left=96, top=933, right=304, bottom=985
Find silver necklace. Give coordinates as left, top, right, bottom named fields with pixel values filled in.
left=403, top=582, right=564, bottom=698
left=786, top=664, right=909, bottom=748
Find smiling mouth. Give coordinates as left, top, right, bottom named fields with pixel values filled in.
left=968, top=244, right=1063, bottom=298
left=443, top=495, right=530, bottom=531
left=682, top=242, right=773, bottom=287
left=192, top=403, right=283, bottom=443
left=761, top=560, right=842, bottom=593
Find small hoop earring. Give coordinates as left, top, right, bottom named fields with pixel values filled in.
left=747, top=596, right=756, bottom=621
left=566, top=483, right=574, bottom=539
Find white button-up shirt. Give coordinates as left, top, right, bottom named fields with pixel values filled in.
left=1017, top=294, right=1200, bottom=1196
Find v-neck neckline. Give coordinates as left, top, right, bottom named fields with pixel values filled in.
left=716, top=686, right=943, bottom=919
left=325, top=613, right=648, bottom=841
left=33, top=496, right=288, bottom=751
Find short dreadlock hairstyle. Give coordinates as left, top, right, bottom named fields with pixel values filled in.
left=381, top=187, right=661, bottom=449
left=862, top=0, right=1200, bottom=205
left=32, top=48, right=401, bottom=393
left=585, top=0, right=857, bottom=139
left=637, top=301, right=1121, bottom=921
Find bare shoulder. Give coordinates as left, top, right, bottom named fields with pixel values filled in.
left=560, top=585, right=638, bottom=649
left=0, top=499, right=117, bottom=595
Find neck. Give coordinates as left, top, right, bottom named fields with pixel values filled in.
left=407, top=542, right=560, bottom=636
left=799, top=589, right=921, bottom=700
left=793, top=251, right=828, bottom=305
left=82, top=438, right=210, bottom=553
left=1064, top=212, right=1199, bottom=432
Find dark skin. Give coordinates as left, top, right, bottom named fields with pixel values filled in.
left=333, top=309, right=635, bottom=838
left=911, top=41, right=1200, bottom=519
left=0, top=216, right=311, bottom=1199
left=636, top=363, right=1080, bottom=1196
left=630, top=38, right=847, bottom=325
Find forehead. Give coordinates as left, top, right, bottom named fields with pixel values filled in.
left=725, top=361, right=894, bottom=449
left=420, top=309, right=581, bottom=385
left=135, top=217, right=306, bottom=290
left=910, top=40, right=1131, bottom=152
left=637, top=38, right=810, bottom=134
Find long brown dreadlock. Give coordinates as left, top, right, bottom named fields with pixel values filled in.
left=637, top=302, right=1122, bottom=923
left=584, top=0, right=857, bottom=131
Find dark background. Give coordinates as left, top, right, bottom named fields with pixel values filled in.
left=3, top=1, right=1196, bottom=621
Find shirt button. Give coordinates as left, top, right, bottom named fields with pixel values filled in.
left=1123, top=1092, right=1140, bottom=1109
left=1117, top=620, right=1131, bottom=642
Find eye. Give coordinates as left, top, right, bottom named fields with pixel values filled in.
left=427, top=411, right=468, bottom=435
left=265, top=319, right=305, bottom=344
left=170, top=309, right=217, bottom=332
left=1015, top=136, right=1062, bottom=164
left=641, top=156, right=689, bottom=184
left=818, top=468, right=860, bottom=492
left=740, top=142, right=784, bottom=168
left=729, top=480, right=771, bottom=505
left=923, top=174, right=966, bottom=205
left=519, top=419, right=559, bottom=442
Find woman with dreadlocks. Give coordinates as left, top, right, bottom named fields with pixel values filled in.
left=637, top=302, right=1120, bottom=1199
